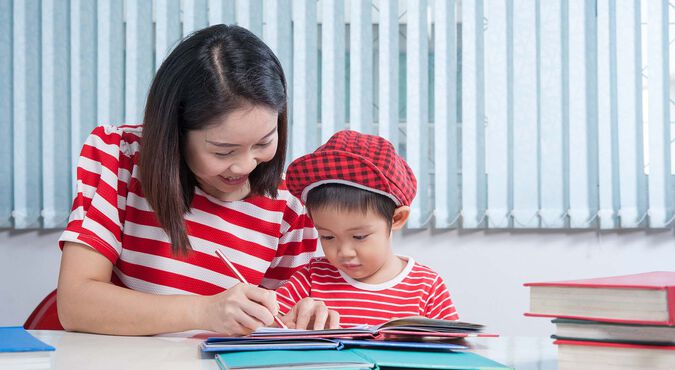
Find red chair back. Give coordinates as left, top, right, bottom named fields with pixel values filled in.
left=24, top=289, right=64, bottom=330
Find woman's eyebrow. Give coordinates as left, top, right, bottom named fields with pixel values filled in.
left=205, top=126, right=277, bottom=147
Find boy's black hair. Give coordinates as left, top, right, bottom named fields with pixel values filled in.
left=305, top=184, right=397, bottom=230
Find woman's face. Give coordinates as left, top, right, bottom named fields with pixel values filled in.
left=185, top=104, right=279, bottom=201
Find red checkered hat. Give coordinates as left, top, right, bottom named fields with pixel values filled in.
left=285, top=130, right=417, bottom=206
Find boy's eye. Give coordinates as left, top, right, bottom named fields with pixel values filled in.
left=319, top=235, right=334, bottom=241
left=353, top=234, right=370, bottom=240
left=215, top=151, right=234, bottom=157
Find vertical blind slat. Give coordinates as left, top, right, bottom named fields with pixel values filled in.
left=377, top=0, right=398, bottom=147
left=484, top=0, right=510, bottom=228
left=70, top=0, right=97, bottom=175
left=0, top=0, right=13, bottom=227
left=13, top=0, right=41, bottom=228
left=349, top=0, right=373, bottom=134
left=183, top=0, right=208, bottom=37
left=596, top=0, right=619, bottom=229
left=291, top=0, right=318, bottom=159
left=647, top=0, right=672, bottom=228
left=568, top=0, right=598, bottom=228
left=208, top=0, right=235, bottom=26
left=538, top=0, right=565, bottom=228
left=511, top=0, right=538, bottom=228
left=262, top=0, right=292, bottom=155
left=235, top=0, right=262, bottom=38
left=433, top=0, right=459, bottom=228
left=155, top=0, right=181, bottom=72
left=461, top=0, right=487, bottom=228
left=406, top=0, right=430, bottom=228
left=320, top=0, right=345, bottom=142
left=615, top=0, right=647, bottom=227
left=41, top=0, right=71, bottom=228
left=125, top=1, right=153, bottom=124
left=97, top=0, right=124, bottom=126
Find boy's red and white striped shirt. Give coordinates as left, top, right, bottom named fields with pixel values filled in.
left=59, top=124, right=317, bottom=295
left=276, top=256, right=459, bottom=327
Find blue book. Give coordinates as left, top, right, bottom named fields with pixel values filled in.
left=339, top=339, right=467, bottom=351
left=0, top=327, right=55, bottom=353
left=0, top=327, right=54, bottom=369
left=202, top=337, right=343, bottom=352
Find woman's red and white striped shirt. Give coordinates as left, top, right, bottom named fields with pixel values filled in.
left=59, top=124, right=317, bottom=295
left=276, top=256, right=459, bottom=327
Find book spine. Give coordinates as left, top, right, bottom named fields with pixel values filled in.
left=668, top=286, right=675, bottom=326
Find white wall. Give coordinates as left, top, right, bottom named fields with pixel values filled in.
left=1, top=228, right=673, bottom=337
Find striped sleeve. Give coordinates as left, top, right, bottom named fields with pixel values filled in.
left=59, top=125, right=133, bottom=263
left=275, top=263, right=312, bottom=314
left=259, top=192, right=317, bottom=289
left=423, top=275, right=459, bottom=320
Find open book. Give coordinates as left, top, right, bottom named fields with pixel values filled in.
left=248, top=316, right=496, bottom=340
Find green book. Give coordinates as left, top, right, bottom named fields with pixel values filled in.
left=215, top=349, right=375, bottom=370
left=350, top=348, right=513, bottom=369
left=215, top=348, right=512, bottom=370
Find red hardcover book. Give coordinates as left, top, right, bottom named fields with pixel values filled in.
left=554, top=339, right=675, bottom=370
left=524, top=271, right=675, bottom=326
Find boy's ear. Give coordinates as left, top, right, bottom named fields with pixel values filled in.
left=391, top=206, right=411, bottom=230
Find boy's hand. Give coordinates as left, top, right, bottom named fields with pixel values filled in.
left=281, top=298, right=340, bottom=330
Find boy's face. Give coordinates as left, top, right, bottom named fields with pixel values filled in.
left=311, top=206, right=402, bottom=284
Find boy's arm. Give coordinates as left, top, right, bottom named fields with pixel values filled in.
left=275, top=263, right=312, bottom=315
left=275, top=262, right=340, bottom=329
left=423, top=275, right=460, bottom=320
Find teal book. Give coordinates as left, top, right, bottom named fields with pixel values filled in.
left=350, top=348, right=513, bottom=369
left=215, top=348, right=512, bottom=370
left=215, top=349, right=375, bottom=370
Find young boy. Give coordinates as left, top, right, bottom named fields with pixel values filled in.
left=278, top=130, right=459, bottom=327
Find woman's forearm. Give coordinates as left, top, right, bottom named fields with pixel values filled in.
left=57, top=279, right=207, bottom=335
left=57, top=242, right=209, bottom=335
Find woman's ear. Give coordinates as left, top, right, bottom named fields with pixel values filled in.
left=391, top=206, right=411, bottom=231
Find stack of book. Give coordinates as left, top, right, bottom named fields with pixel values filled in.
left=525, top=271, right=675, bottom=370
left=201, top=316, right=511, bottom=369
left=0, top=326, right=54, bottom=369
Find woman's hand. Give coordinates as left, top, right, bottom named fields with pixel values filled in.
left=200, top=283, right=280, bottom=336
left=281, top=298, right=340, bottom=330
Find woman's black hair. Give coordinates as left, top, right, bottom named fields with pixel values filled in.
left=305, top=184, right=398, bottom=230
left=139, top=24, right=288, bottom=255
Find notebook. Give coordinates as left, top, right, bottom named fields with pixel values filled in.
left=351, top=348, right=514, bottom=369
left=0, top=326, right=54, bottom=369
left=250, top=316, right=496, bottom=340
left=215, top=349, right=375, bottom=370
left=202, top=336, right=468, bottom=353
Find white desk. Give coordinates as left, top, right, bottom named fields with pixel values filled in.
left=30, top=331, right=557, bottom=370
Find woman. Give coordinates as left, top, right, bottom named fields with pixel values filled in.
left=57, top=25, right=338, bottom=335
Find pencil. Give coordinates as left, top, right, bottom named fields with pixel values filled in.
left=215, top=249, right=288, bottom=329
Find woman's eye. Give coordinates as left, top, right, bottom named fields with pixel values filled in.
left=256, top=141, right=273, bottom=148
left=215, top=151, right=234, bottom=157
left=319, top=235, right=334, bottom=241
left=353, top=234, right=369, bottom=240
